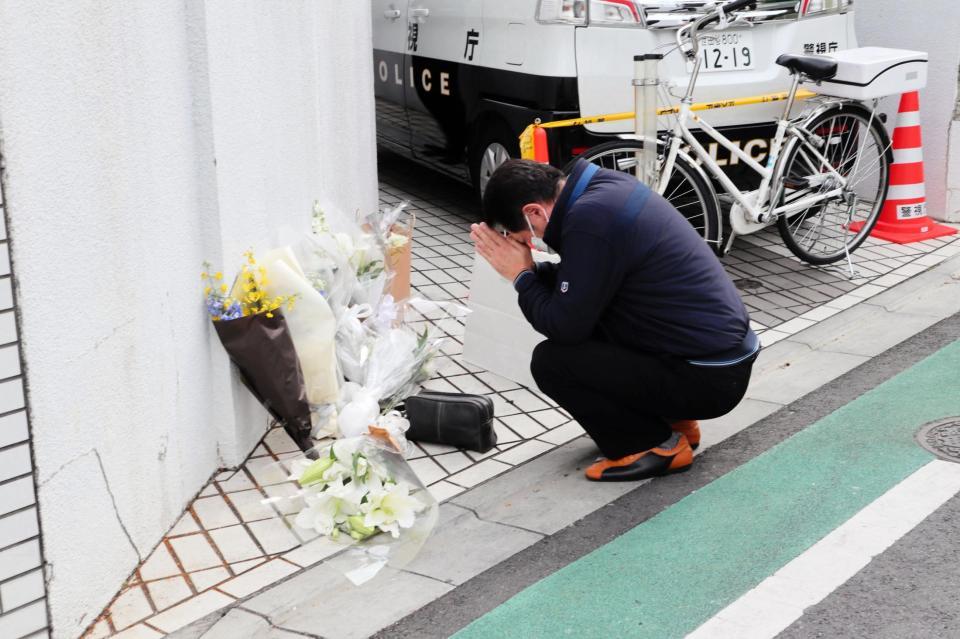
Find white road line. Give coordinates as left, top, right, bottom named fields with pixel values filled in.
left=686, top=460, right=960, bottom=639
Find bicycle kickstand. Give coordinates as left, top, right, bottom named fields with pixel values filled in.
left=842, top=242, right=857, bottom=279
left=841, top=202, right=860, bottom=280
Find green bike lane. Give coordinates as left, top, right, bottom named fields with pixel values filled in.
left=453, top=337, right=960, bottom=639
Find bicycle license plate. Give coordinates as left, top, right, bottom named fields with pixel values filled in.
left=692, top=32, right=755, bottom=72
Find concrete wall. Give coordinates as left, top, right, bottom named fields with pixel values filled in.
left=855, top=0, right=960, bottom=221
left=947, top=67, right=960, bottom=222
left=0, top=1, right=376, bottom=637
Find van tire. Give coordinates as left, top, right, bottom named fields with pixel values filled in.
left=469, top=122, right=519, bottom=198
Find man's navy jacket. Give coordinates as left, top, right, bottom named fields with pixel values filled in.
left=514, top=160, right=750, bottom=359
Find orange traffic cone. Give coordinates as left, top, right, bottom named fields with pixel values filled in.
left=865, top=91, right=956, bottom=243
left=532, top=126, right=550, bottom=164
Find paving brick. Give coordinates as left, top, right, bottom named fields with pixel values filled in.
left=730, top=262, right=770, bottom=278
left=811, top=282, right=849, bottom=297
left=765, top=306, right=802, bottom=322
left=756, top=292, right=803, bottom=308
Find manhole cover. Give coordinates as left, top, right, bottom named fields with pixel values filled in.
left=734, top=278, right=764, bottom=292
left=915, top=418, right=960, bottom=463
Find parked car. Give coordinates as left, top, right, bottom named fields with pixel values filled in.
left=372, top=0, right=856, bottom=194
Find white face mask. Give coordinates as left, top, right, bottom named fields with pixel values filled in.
left=525, top=214, right=550, bottom=253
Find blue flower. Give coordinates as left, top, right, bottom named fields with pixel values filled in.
left=205, top=296, right=223, bottom=319
left=220, top=301, right=243, bottom=321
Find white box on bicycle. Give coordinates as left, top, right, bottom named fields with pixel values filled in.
left=805, top=47, right=928, bottom=101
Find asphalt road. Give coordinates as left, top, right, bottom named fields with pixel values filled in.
left=780, top=492, right=960, bottom=639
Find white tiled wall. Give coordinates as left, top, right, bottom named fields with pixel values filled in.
left=0, top=179, right=50, bottom=637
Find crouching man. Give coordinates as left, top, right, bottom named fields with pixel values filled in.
left=471, top=159, right=759, bottom=481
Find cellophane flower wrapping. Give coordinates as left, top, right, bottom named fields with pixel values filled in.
left=286, top=436, right=439, bottom=585
left=206, top=203, right=470, bottom=586
left=296, top=202, right=469, bottom=441
left=259, top=247, right=340, bottom=410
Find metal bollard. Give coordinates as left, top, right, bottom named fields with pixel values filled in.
left=633, top=54, right=663, bottom=186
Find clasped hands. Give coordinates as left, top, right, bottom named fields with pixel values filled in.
left=470, top=223, right=535, bottom=282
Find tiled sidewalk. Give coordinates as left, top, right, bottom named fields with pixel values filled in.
left=84, top=152, right=960, bottom=637
left=83, top=429, right=346, bottom=638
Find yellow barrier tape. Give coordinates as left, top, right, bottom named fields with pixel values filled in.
left=519, top=90, right=817, bottom=160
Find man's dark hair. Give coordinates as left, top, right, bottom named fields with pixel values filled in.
left=482, top=159, right=565, bottom=232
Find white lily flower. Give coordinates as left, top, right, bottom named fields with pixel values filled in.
left=362, top=481, right=424, bottom=538
left=354, top=454, right=370, bottom=479
left=295, top=492, right=340, bottom=536
left=326, top=475, right=369, bottom=507
left=332, top=438, right=362, bottom=461
left=322, top=459, right=352, bottom=483
left=296, top=476, right=366, bottom=535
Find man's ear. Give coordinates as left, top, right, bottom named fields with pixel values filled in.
left=521, top=203, right=547, bottom=220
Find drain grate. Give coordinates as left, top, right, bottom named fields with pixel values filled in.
left=915, top=418, right=960, bottom=463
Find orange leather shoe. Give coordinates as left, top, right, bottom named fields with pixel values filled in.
left=671, top=420, right=701, bottom=450
left=585, top=434, right=694, bottom=482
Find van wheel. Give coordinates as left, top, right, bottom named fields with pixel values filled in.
left=470, top=124, right=518, bottom=197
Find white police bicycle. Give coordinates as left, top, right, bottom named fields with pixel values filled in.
left=557, top=0, right=926, bottom=265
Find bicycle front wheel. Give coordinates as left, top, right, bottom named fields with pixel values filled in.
left=775, top=104, right=892, bottom=265
left=566, top=140, right=722, bottom=255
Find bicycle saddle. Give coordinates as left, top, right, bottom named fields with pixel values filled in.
left=775, top=54, right=838, bottom=81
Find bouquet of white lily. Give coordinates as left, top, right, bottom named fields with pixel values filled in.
left=288, top=436, right=438, bottom=584
left=294, top=438, right=425, bottom=540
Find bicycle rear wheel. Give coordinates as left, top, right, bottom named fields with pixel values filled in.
left=774, top=104, right=892, bottom=265
left=566, top=140, right=722, bottom=254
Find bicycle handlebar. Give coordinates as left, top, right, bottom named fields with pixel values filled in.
left=722, top=0, right=759, bottom=13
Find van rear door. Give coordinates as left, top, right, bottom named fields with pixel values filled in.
left=405, top=0, right=483, bottom=181
left=372, top=0, right=412, bottom=151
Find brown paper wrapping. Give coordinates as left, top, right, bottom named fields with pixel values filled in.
left=213, top=311, right=314, bottom=453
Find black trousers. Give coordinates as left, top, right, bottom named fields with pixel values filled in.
left=531, top=340, right=756, bottom=459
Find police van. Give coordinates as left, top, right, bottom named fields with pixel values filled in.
left=372, top=0, right=856, bottom=193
